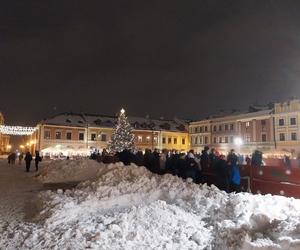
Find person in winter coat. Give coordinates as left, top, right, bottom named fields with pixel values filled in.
left=24, top=151, right=33, bottom=172
left=214, top=155, right=230, bottom=192
left=227, top=149, right=240, bottom=192
left=200, top=146, right=210, bottom=169
left=209, top=148, right=218, bottom=169
left=185, top=151, right=199, bottom=182
left=35, top=151, right=42, bottom=171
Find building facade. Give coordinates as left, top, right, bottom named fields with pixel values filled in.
left=189, top=100, right=300, bottom=156
left=0, top=112, right=10, bottom=154
left=31, top=113, right=189, bottom=156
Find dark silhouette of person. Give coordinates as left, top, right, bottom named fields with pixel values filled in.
left=24, top=151, right=33, bottom=172
left=35, top=151, right=42, bottom=171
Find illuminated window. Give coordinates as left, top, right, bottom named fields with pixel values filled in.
left=195, top=137, right=198, bottom=145
left=138, top=136, right=142, bottom=143
left=146, top=136, right=151, bottom=143
left=44, top=131, right=51, bottom=139
left=154, top=136, right=158, bottom=144
left=66, top=132, right=72, bottom=140
left=55, top=131, right=61, bottom=140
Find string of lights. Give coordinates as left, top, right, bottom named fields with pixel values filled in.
left=0, top=125, right=37, bottom=135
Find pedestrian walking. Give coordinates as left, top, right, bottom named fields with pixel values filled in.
left=35, top=151, right=42, bottom=171
left=24, top=151, right=33, bottom=172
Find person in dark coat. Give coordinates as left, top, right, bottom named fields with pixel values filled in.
left=209, top=148, right=218, bottom=169
left=214, top=155, right=230, bottom=192
left=200, top=146, right=210, bottom=170
left=185, top=151, right=199, bottom=182
left=24, top=151, right=33, bottom=172
left=227, top=149, right=240, bottom=192
left=35, top=151, right=42, bottom=171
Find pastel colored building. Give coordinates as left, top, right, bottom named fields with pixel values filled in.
left=0, top=112, right=10, bottom=154
left=31, top=112, right=189, bottom=156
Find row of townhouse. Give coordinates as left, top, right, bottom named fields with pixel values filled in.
left=30, top=112, right=190, bottom=156
left=189, top=99, right=300, bottom=156
left=0, top=112, right=10, bottom=154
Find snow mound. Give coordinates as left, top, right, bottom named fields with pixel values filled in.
left=2, top=163, right=300, bottom=250
left=37, top=159, right=103, bottom=183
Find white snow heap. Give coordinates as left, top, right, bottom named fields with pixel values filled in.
left=108, top=108, right=135, bottom=153
left=1, top=160, right=300, bottom=250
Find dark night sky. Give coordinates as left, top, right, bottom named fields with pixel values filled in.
left=1, top=0, right=300, bottom=126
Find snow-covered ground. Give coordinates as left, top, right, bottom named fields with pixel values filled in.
left=1, top=159, right=300, bottom=250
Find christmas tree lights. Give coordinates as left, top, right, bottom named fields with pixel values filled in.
left=108, top=108, right=135, bottom=153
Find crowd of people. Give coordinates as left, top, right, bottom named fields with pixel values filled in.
left=90, top=146, right=262, bottom=193
left=7, top=151, right=42, bottom=172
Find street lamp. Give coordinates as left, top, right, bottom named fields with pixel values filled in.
left=234, top=137, right=243, bottom=147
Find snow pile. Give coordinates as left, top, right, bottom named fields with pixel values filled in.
left=37, top=159, right=102, bottom=183
left=1, top=163, right=300, bottom=249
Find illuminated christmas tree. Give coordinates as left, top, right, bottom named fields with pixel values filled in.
left=108, top=108, right=135, bottom=153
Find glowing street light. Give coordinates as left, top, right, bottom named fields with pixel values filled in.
left=234, top=137, right=243, bottom=147
left=20, top=145, right=25, bottom=149
left=120, top=108, right=125, bottom=114
left=6, top=145, right=12, bottom=150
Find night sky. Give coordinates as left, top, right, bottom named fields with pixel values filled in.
left=1, top=0, right=300, bottom=126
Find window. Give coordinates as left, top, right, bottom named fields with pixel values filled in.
left=230, top=136, right=234, bottom=143
left=200, top=127, right=203, bottom=133
left=55, top=131, right=61, bottom=140
left=225, top=124, right=229, bottom=131
left=66, top=132, right=72, bottom=140
left=246, top=122, right=250, bottom=127
left=146, top=136, right=151, bottom=143
left=279, top=133, right=285, bottom=141
left=101, top=134, right=107, bottom=142
left=291, top=133, right=297, bottom=141
left=224, top=137, right=228, bottom=143
left=44, top=131, right=51, bottom=139
left=168, top=138, right=172, bottom=144
left=174, top=138, right=177, bottom=144
left=261, top=134, right=267, bottom=142
left=230, top=124, right=234, bottom=131
left=279, top=119, right=285, bottom=126
left=204, top=126, right=208, bottom=132
left=199, top=136, right=202, bottom=144
left=245, top=134, right=251, bottom=143
left=182, top=138, right=186, bottom=145
left=195, top=137, right=198, bottom=145
left=213, top=137, right=217, bottom=143
left=204, top=136, right=208, bottom=144
left=138, top=136, right=142, bottom=143
left=219, top=137, right=222, bottom=143
left=213, top=126, right=217, bottom=132
left=91, top=133, right=97, bottom=141
left=162, top=137, right=166, bottom=144
left=79, top=132, right=84, bottom=141
left=290, top=118, right=297, bottom=126
left=154, top=136, right=158, bottom=144
left=219, top=125, right=222, bottom=131
left=261, top=120, right=266, bottom=126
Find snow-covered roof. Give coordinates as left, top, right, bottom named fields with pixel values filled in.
left=40, top=112, right=188, bottom=132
